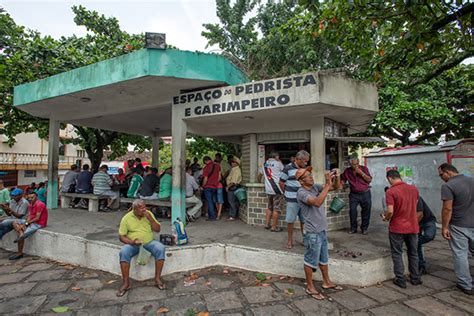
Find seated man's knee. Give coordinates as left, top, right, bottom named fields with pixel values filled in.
left=148, top=241, right=165, bottom=260
left=119, top=245, right=135, bottom=263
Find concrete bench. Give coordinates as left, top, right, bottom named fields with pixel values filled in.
left=120, top=197, right=196, bottom=209
left=60, top=193, right=109, bottom=212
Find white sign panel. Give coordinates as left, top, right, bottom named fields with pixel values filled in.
left=173, top=73, right=320, bottom=119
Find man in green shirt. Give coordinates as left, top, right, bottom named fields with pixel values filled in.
left=0, top=180, right=11, bottom=216
left=117, top=199, right=166, bottom=297
left=127, top=168, right=144, bottom=198
left=158, top=168, right=172, bottom=200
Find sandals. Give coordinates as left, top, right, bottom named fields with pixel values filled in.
left=286, top=242, right=293, bottom=249
left=155, top=281, right=166, bottom=290
left=264, top=225, right=271, bottom=230
left=116, top=286, right=130, bottom=297
left=322, top=284, right=343, bottom=291
left=306, top=289, right=325, bottom=300
left=271, top=227, right=282, bottom=232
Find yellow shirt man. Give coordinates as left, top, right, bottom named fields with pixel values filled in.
left=119, top=210, right=159, bottom=244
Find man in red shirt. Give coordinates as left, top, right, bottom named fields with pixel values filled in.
left=340, top=158, right=373, bottom=234
left=9, top=191, right=48, bottom=260
left=202, top=156, right=221, bottom=221
left=382, top=170, right=421, bottom=288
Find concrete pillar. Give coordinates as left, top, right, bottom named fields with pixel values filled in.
left=171, top=108, right=187, bottom=224
left=47, top=120, right=60, bottom=209
left=151, top=135, right=160, bottom=169
left=310, top=117, right=325, bottom=184
left=249, top=134, right=258, bottom=182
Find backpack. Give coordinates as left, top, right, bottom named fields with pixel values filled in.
left=173, top=218, right=188, bottom=245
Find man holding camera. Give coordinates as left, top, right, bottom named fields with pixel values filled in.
left=297, top=166, right=342, bottom=300
left=340, top=158, right=372, bottom=234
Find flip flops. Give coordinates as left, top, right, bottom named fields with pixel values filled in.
left=116, top=286, right=130, bottom=297
left=306, top=289, right=325, bottom=300
left=322, top=284, right=343, bottom=291
left=155, top=282, right=166, bottom=290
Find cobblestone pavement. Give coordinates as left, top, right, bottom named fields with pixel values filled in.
left=0, top=238, right=473, bottom=315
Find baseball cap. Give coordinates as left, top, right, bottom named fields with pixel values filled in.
left=10, top=188, right=24, bottom=197
left=295, top=166, right=313, bottom=181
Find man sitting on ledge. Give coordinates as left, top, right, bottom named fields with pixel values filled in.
left=117, top=199, right=166, bottom=297
left=11, top=191, right=48, bottom=260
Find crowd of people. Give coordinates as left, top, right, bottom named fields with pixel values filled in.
left=0, top=150, right=472, bottom=299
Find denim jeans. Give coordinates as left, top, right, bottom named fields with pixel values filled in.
left=227, top=188, right=239, bottom=218
left=418, top=220, right=437, bottom=269
left=449, top=224, right=474, bottom=290
left=389, top=232, right=420, bottom=282
left=349, top=190, right=372, bottom=231
left=119, top=240, right=165, bottom=263
left=0, top=218, right=15, bottom=239
left=203, top=188, right=217, bottom=220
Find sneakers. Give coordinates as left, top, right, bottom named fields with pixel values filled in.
left=361, top=230, right=368, bottom=235
left=456, top=284, right=474, bottom=296
left=348, top=230, right=357, bottom=234
left=410, top=279, right=423, bottom=286
left=392, top=278, right=407, bottom=289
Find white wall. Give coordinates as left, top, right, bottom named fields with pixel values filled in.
left=17, top=169, right=48, bottom=186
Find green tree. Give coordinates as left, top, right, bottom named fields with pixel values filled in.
left=0, top=6, right=151, bottom=172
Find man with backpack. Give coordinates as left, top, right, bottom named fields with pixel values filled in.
left=259, top=151, right=284, bottom=232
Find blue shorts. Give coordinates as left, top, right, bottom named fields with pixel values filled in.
left=17, top=219, right=42, bottom=239
left=213, top=188, right=224, bottom=204
left=285, top=202, right=304, bottom=223
left=304, top=231, right=329, bottom=269
left=119, top=240, right=165, bottom=263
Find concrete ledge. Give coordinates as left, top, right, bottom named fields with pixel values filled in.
left=1, top=229, right=394, bottom=287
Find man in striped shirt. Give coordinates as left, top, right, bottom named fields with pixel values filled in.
left=280, top=150, right=310, bottom=249
left=92, top=165, right=119, bottom=211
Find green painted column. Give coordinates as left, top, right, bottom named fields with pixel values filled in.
left=171, top=106, right=187, bottom=224
left=151, top=135, right=161, bottom=169
left=47, top=119, right=60, bottom=209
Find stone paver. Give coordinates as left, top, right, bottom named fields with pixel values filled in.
left=127, top=285, right=167, bottom=302
left=404, top=297, right=467, bottom=316
left=0, top=281, right=37, bottom=298
left=383, top=280, right=433, bottom=296
left=0, top=294, right=47, bottom=314
left=91, top=288, right=129, bottom=304
left=252, top=304, right=295, bottom=315
left=204, top=290, right=243, bottom=311
left=20, top=262, right=53, bottom=272
left=369, top=302, right=423, bottom=315
left=358, top=285, right=406, bottom=304
left=41, top=292, right=89, bottom=311
left=434, top=290, right=474, bottom=313
left=73, top=278, right=103, bottom=293
left=241, top=286, right=283, bottom=303
left=162, top=294, right=207, bottom=316
left=330, top=289, right=378, bottom=311
left=121, top=301, right=161, bottom=316
left=30, top=279, right=72, bottom=294
left=77, top=306, right=121, bottom=316
left=294, top=297, right=341, bottom=315
left=0, top=245, right=469, bottom=316
left=274, top=282, right=307, bottom=297
left=420, top=274, right=456, bottom=290
left=0, top=271, right=31, bottom=283
left=27, top=268, right=67, bottom=281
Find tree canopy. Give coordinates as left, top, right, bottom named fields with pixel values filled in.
left=203, top=0, right=473, bottom=145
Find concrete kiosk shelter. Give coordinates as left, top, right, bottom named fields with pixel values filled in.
left=14, top=48, right=378, bottom=230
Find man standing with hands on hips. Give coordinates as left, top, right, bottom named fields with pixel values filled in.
left=297, top=166, right=342, bottom=300
left=340, top=158, right=372, bottom=234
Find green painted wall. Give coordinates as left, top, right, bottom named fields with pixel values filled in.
left=14, top=49, right=247, bottom=107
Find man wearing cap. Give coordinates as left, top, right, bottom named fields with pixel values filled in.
left=0, top=189, right=29, bottom=259
left=226, top=156, right=242, bottom=221
left=296, top=166, right=342, bottom=300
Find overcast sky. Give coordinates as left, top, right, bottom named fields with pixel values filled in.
left=2, top=0, right=220, bottom=52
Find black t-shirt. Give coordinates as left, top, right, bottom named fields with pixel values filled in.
left=140, top=174, right=160, bottom=197
left=417, top=197, right=436, bottom=225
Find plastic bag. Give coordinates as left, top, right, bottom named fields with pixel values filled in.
left=136, top=245, right=151, bottom=265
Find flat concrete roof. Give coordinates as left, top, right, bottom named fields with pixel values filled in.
left=14, top=48, right=248, bottom=136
